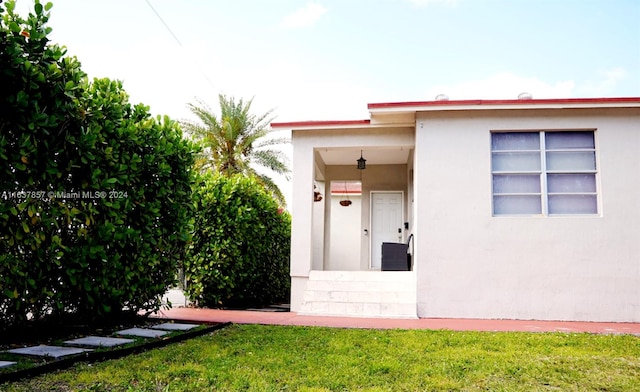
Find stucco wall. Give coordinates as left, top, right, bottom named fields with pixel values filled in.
left=328, top=193, right=362, bottom=270
left=312, top=181, right=325, bottom=271
left=414, top=108, right=640, bottom=322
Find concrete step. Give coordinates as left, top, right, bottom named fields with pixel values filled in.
left=299, top=270, right=417, bottom=319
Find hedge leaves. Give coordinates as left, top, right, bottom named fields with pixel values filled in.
left=0, top=0, right=197, bottom=328
left=185, top=173, right=290, bottom=308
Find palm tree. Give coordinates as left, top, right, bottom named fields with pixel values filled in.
left=181, top=94, right=290, bottom=206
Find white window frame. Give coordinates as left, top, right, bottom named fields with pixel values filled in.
left=491, top=130, right=599, bottom=216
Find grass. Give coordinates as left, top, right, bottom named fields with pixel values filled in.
left=1, top=324, right=639, bottom=391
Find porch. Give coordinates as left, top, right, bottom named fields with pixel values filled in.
left=277, top=117, right=417, bottom=318
left=299, top=149, right=417, bottom=318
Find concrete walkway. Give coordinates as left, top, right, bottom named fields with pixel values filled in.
left=149, top=307, right=640, bottom=335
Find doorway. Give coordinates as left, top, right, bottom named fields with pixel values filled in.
left=370, top=191, right=404, bottom=269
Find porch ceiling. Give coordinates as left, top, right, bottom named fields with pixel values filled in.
left=317, top=147, right=411, bottom=166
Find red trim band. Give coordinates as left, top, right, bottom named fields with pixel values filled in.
left=271, top=119, right=371, bottom=128
left=367, top=97, right=640, bottom=109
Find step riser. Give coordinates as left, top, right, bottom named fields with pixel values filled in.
left=299, top=272, right=417, bottom=318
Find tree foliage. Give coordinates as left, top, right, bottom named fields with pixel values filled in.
left=0, top=0, right=197, bottom=329
left=184, top=173, right=291, bottom=309
left=181, top=95, right=290, bottom=206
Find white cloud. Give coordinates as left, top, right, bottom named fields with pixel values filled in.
left=577, top=67, right=628, bottom=97
left=425, top=72, right=575, bottom=100
left=280, top=2, right=328, bottom=29
left=405, top=0, right=458, bottom=7
left=603, top=67, right=627, bottom=86
left=216, top=59, right=373, bottom=122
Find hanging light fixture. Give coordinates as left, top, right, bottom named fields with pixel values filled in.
left=357, top=150, right=366, bottom=170
left=339, top=181, right=352, bottom=206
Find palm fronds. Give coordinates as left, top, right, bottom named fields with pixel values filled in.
left=181, top=94, right=291, bottom=205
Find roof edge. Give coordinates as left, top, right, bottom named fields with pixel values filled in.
left=271, top=119, right=371, bottom=129
left=271, top=97, right=640, bottom=128
left=368, top=97, right=640, bottom=110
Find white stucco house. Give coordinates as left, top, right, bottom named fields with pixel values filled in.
left=270, top=97, right=640, bottom=323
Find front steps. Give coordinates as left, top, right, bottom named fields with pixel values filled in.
left=299, top=270, right=417, bottom=318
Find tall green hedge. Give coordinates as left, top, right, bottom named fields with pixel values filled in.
left=185, top=173, right=291, bottom=308
left=0, top=0, right=197, bottom=328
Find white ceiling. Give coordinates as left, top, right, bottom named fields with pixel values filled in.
left=317, top=148, right=411, bottom=166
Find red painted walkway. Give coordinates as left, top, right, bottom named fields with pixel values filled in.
left=149, top=307, right=640, bottom=335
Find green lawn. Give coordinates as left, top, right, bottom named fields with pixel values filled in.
left=2, top=324, right=639, bottom=391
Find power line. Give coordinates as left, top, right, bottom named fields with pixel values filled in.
left=143, top=0, right=217, bottom=91
left=144, top=0, right=184, bottom=47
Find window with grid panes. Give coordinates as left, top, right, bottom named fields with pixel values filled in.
left=491, top=131, right=597, bottom=216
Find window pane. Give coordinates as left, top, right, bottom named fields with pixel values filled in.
left=492, top=132, right=540, bottom=151
left=494, top=195, right=541, bottom=215
left=493, top=174, right=541, bottom=193
left=546, top=151, right=596, bottom=171
left=548, top=195, right=597, bottom=214
left=547, top=174, right=596, bottom=193
left=546, top=131, right=594, bottom=149
left=492, top=152, right=541, bottom=171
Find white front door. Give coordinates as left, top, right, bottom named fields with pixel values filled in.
left=370, top=192, right=403, bottom=269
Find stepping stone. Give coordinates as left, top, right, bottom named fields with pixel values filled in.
left=153, top=322, right=200, bottom=331
left=6, top=345, right=92, bottom=358
left=0, top=361, right=16, bottom=368
left=115, top=328, right=169, bottom=338
left=63, top=336, right=135, bottom=348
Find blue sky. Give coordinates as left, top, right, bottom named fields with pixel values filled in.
left=13, top=0, right=640, bottom=123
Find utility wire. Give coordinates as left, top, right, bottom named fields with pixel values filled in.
left=144, top=0, right=217, bottom=91
left=144, top=0, right=185, bottom=47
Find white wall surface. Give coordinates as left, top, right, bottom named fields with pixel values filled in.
left=328, top=193, right=362, bottom=270
left=312, top=181, right=325, bottom=271
left=414, top=108, right=640, bottom=322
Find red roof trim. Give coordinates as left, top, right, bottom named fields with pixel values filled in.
left=330, top=182, right=362, bottom=194
left=271, top=119, right=370, bottom=128
left=367, top=97, right=640, bottom=109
